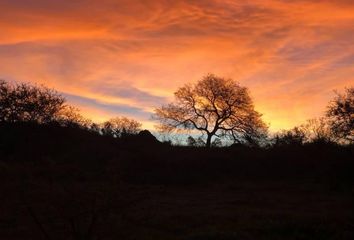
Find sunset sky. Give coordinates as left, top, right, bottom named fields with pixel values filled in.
left=1, top=0, right=353, bottom=131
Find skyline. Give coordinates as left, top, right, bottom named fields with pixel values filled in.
left=1, top=0, right=353, bottom=131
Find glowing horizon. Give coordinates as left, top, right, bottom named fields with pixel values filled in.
left=1, top=0, right=353, bottom=131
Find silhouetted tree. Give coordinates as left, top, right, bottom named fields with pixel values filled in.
left=154, top=74, right=267, bottom=148
left=273, top=127, right=307, bottom=146
left=101, top=117, right=142, bottom=138
left=0, top=80, right=95, bottom=131
left=302, top=118, right=334, bottom=144
left=56, top=106, right=92, bottom=129
left=326, top=87, right=353, bottom=143
left=273, top=118, right=336, bottom=146
left=0, top=80, right=65, bottom=123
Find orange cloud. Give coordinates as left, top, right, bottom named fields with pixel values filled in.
left=0, top=0, right=353, bottom=131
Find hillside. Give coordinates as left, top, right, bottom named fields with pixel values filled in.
left=0, top=123, right=353, bottom=239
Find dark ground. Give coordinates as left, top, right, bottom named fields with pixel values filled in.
left=0, top=123, right=353, bottom=239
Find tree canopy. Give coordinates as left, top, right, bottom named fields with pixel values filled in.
left=101, top=117, right=142, bottom=138
left=0, top=80, right=65, bottom=123
left=326, top=87, right=354, bottom=143
left=154, top=74, right=267, bottom=147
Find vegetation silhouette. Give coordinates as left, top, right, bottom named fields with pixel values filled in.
left=326, top=87, right=354, bottom=144
left=154, top=74, right=268, bottom=148
left=0, top=80, right=65, bottom=123
left=0, top=78, right=353, bottom=239
left=102, top=117, right=142, bottom=138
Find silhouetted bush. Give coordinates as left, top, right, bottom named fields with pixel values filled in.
left=272, top=127, right=307, bottom=146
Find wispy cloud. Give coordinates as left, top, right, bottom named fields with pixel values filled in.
left=0, top=0, right=353, bottom=130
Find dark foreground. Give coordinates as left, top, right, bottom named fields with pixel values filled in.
left=0, top=123, right=353, bottom=239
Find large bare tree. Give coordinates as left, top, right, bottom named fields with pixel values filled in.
left=154, top=74, right=267, bottom=147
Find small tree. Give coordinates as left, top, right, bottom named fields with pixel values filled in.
left=154, top=74, right=267, bottom=148
left=101, top=117, right=142, bottom=138
left=326, top=87, right=353, bottom=143
left=273, top=127, right=307, bottom=146
left=302, top=118, right=334, bottom=143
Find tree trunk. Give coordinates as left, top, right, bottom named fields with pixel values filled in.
left=206, top=134, right=212, bottom=148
